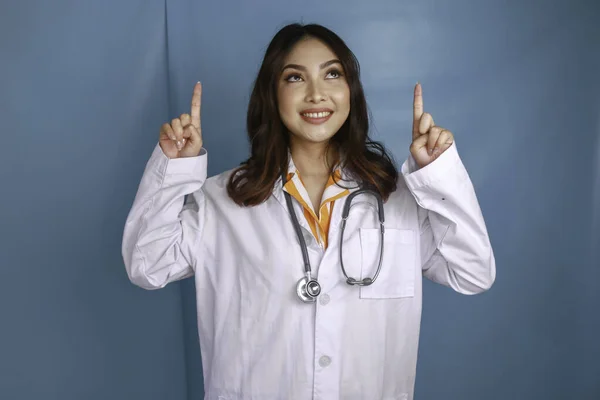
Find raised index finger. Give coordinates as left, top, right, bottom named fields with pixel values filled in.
left=412, top=82, right=423, bottom=138
left=191, top=81, right=202, bottom=130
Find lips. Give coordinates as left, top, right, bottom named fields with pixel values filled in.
left=300, top=108, right=334, bottom=125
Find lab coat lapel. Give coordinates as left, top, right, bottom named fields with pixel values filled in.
left=271, top=156, right=361, bottom=250
left=271, top=152, right=317, bottom=239
left=271, top=176, right=315, bottom=240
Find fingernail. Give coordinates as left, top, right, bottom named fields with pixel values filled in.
left=177, top=140, right=182, bottom=149
left=428, top=148, right=432, bottom=156
left=434, top=147, right=439, bottom=154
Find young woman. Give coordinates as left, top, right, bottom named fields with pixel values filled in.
left=122, top=23, right=495, bottom=400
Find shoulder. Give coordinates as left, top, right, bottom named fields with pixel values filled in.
left=384, top=173, right=416, bottom=209
left=203, top=167, right=237, bottom=195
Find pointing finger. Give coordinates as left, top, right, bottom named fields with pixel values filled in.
left=191, top=82, right=202, bottom=130
left=412, top=83, right=423, bottom=139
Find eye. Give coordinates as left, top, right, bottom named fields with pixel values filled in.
left=326, top=69, right=343, bottom=79
left=284, top=73, right=302, bottom=83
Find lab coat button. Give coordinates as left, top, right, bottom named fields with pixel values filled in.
left=319, top=293, right=330, bottom=305
left=319, top=355, right=331, bottom=367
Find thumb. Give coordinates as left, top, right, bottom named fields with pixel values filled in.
left=410, top=133, right=428, bottom=152
left=179, top=124, right=203, bottom=157
left=182, top=124, right=199, bottom=142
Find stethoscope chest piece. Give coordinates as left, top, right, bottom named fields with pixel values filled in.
left=296, top=276, right=321, bottom=303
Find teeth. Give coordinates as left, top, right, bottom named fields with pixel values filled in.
left=302, top=111, right=331, bottom=118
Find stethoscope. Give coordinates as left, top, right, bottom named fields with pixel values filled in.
left=282, top=172, right=385, bottom=303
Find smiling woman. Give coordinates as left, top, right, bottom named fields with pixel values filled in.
left=278, top=44, right=350, bottom=142
left=227, top=24, right=398, bottom=208
left=277, top=39, right=352, bottom=213
left=122, top=22, right=496, bottom=400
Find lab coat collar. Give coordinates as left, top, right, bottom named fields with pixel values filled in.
left=271, top=149, right=360, bottom=209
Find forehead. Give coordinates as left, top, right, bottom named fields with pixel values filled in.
left=283, top=37, right=338, bottom=65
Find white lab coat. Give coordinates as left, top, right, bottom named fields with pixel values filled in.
left=122, top=140, right=495, bottom=400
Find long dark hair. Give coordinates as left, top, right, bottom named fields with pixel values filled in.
left=227, top=23, right=398, bottom=206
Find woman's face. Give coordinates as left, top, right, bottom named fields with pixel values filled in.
left=277, top=37, right=351, bottom=146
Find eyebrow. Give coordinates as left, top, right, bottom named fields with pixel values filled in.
left=281, top=59, right=342, bottom=73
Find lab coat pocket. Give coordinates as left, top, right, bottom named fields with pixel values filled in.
left=359, top=228, right=416, bottom=299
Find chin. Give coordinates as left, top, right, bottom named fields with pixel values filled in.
left=295, top=123, right=342, bottom=143
left=294, top=130, right=336, bottom=144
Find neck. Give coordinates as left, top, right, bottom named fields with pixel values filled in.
left=289, top=139, right=336, bottom=178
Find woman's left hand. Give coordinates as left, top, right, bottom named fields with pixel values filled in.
left=410, top=83, right=454, bottom=169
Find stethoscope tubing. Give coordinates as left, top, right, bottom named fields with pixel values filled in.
left=282, top=171, right=385, bottom=302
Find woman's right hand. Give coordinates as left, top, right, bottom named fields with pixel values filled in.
left=159, top=82, right=203, bottom=159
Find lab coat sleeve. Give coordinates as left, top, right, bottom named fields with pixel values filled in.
left=121, top=143, right=208, bottom=290
left=400, top=141, right=496, bottom=294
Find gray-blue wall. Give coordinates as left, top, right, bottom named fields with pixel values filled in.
left=0, top=1, right=188, bottom=399
left=1, top=0, right=598, bottom=399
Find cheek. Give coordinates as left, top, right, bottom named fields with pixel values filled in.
left=277, top=88, right=298, bottom=120
left=333, top=86, right=351, bottom=115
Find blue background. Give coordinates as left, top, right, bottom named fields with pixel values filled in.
left=1, top=0, right=598, bottom=399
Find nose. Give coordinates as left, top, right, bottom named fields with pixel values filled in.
left=305, top=80, right=328, bottom=103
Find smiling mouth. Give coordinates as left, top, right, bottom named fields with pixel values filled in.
left=300, top=111, right=333, bottom=124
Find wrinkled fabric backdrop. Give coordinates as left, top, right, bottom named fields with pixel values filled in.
left=1, top=0, right=598, bottom=399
